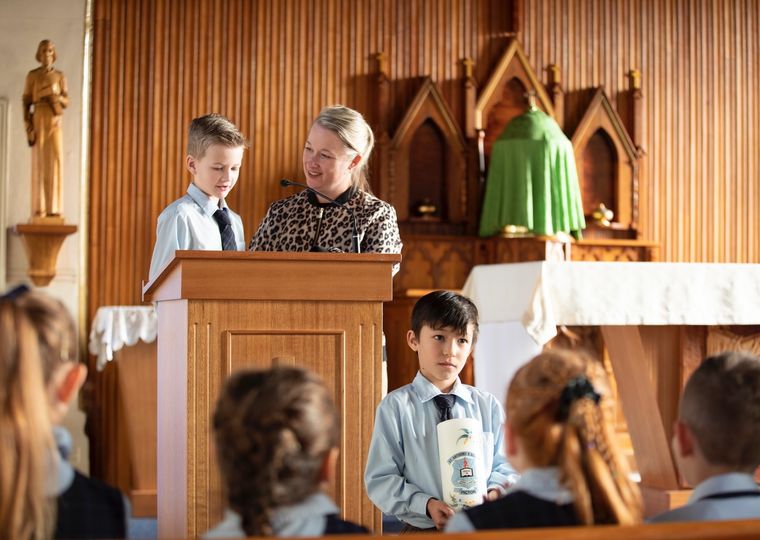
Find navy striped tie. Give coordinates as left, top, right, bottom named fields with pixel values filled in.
left=433, top=394, right=456, bottom=423
left=213, top=208, right=237, bottom=251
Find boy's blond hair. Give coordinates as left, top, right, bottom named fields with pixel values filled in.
left=681, top=351, right=760, bottom=469
left=187, top=113, right=249, bottom=158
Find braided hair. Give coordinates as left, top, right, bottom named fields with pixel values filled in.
left=506, top=349, right=642, bottom=525
left=213, top=366, right=339, bottom=536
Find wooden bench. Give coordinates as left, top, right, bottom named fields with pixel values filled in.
left=238, top=520, right=760, bottom=540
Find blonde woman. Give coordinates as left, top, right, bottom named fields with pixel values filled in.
left=250, top=105, right=401, bottom=256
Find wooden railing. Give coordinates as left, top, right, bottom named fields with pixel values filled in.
left=236, top=520, right=760, bottom=540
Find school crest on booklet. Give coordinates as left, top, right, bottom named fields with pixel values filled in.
left=437, top=418, right=487, bottom=509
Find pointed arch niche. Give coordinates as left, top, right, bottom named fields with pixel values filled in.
left=473, top=40, right=560, bottom=163
left=380, top=78, right=467, bottom=225
left=571, top=88, right=640, bottom=239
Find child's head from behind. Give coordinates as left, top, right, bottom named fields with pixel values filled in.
left=506, top=349, right=641, bottom=525
left=408, top=291, right=478, bottom=392
left=0, top=285, right=77, bottom=539
left=675, top=351, right=760, bottom=482
left=213, top=366, right=339, bottom=536
left=186, top=113, right=248, bottom=202
left=0, top=286, right=80, bottom=413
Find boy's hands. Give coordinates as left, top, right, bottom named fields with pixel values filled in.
left=425, top=491, right=499, bottom=529
left=483, top=488, right=501, bottom=502
left=426, top=498, right=455, bottom=529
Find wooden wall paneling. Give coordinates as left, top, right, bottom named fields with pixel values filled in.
left=392, top=235, right=486, bottom=294
left=89, top=0, right=518, bottom=312
left=88, top=0, right=519, bottom=480
left=520, top=0, right=760, bottom=263
left=88, top=0, right=760, bottom=485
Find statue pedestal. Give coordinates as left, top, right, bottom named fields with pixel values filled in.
left=13, top=222, right=77, bottom=286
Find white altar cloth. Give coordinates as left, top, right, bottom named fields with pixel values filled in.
left=88, top=306, right=157, bottom=370
left=461, top=261, right=760, bottom=404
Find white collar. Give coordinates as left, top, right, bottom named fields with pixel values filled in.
left=507, top=467, right=574, bottom=505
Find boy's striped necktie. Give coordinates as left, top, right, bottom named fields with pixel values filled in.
left=213, top=208, right=237, bottom=251
left=433, top=394, right=456, bottom=422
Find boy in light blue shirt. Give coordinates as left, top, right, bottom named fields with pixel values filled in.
left=364, top=291, right=517, bottom=531
left=149, top=113, right=248, bottom=280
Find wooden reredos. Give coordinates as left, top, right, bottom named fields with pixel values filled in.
left=377, top=77, right=469, bottom=227
left=571, top=87, right=641, bottom=238
left=470, top=39, right=559, bottom=163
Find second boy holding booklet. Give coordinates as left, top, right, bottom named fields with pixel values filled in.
left=364, top=290, right=518, bottom=531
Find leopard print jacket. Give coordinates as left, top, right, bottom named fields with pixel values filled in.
left=249, top=188, right=402, bottom=257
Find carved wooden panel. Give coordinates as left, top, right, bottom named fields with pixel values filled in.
left=380, top=78, right=468, bottom=224
left=162, top=299, right=381, bottom=537
left=571, top=88, right=639, bottom=233
left=571, top=240, right=659, bottom=262
left=492, top=237, right=569, bottom=263
left=393, top=235, right=488, bottom=294
left=474, top=39, right=556, bottom=141
left=706, top=327, right=760, bottom=358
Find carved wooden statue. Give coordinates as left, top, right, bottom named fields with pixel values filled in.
left=22, top=39, right=68, bottom=219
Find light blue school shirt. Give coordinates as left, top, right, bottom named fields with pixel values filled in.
left=203, top=492, right=341, bottom=538
left=364, top=371, right=518, bottom=528
left=649, top=473, right=760, bottom=522
left=148, top=183, right=245, bottom=280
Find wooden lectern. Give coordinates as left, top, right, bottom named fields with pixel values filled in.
left=142, top=251, right=400, bottom=539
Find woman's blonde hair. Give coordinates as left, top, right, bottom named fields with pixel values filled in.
left=313, top=105, right=375, bottom=193
left=213, top=366, right=339, bottom=536
left=507, top=349, right=642, bottom=525
left=0, top=287, right=71, bottom=540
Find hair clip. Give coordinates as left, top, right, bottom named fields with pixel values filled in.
left=557, top=376, right=601, bottom=421
left=0, top=284, right=30, bottom=302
